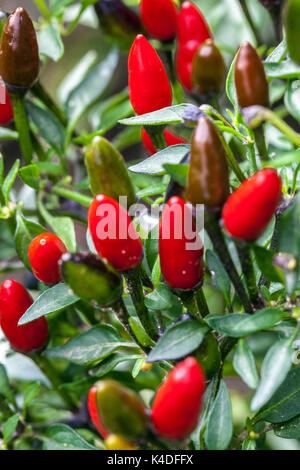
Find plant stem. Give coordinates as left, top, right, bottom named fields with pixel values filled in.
left=205, top=209, right=253, bottom=313
left=34, top=0, right=51, bottom=19
left=144, top=125, right=167, bottom=152
left=31, top=81, right=67, bottom=126
left=10, top=94, right=33, bottom=164
left=239, top=0, right=262, bottom=46
left=235, top=241, right=261, bottom=307
left=219, top=133, right=247, bottom=183
left=113, top=297, right=149, bottom=352
left=124, top=267, right=158, bottom=341
left=32, top=354, right=77, bottom=411
left=195, top=287, right=210, bottom=317
left=253, top=126, right=269, bottom=162
left=177, top=289, right=201, bottom=319
left=220, top=336, right=238, bottom=361
left=52, top=186, right=92, bottom=208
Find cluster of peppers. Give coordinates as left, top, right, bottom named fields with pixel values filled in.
left=0, top=0, right=293, bottom=450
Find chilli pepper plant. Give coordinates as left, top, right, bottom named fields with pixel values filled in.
left=1, top=0, right=300, bottom=453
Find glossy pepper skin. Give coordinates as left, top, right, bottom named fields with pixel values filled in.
left=0, top=82, right=13, bottom=124
left=95, top=380, right=147, bottom=440
left=140, top=0, right=178, bottom=41
left=187, top=116, right=230, bottom=207
left=0, top=8, right=39, bottom=90
left=60, top=253, right=123, bottom=307
left=0, top=279, right=48, bottom=353
left=128, top=34, right=172, bottom=115
left=88, top=194, right=143, bottom=272
left=159, top=196, right=204, bottom=290
left=151, top=357, right=205, bottom=440
left=192, top=39, right=225, bottom=96
left=222, top=169, right=282, bottom=242
left=142, top=128, right=187, bottom=155
left=85, top=136, right=136, bottom=207
left=88, top=385, right=109, bottom=438
left=234, top=41, right=269, bottom=109
left=28, top=233, right=67, bottom=285
left=176, top=2, right=212, bottom=91
left=94, top=0, right=142, bottom=50
left=285, top=0, right=300, bottom=65
left=105, top=434, right=137, bottom=451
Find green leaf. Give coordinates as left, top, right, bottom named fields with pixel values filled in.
left=251, top=335, right=295, bottom=412
left=151, top=256, right=161, bottom=288
left=226, top=52, right=238, bottom=109
left=253, top=245, right=283, bottom=283
left=129, top=144, right=190, bottom=175
left=18, top=164, right=40, bottom=190
left=265, top=149, right=300, bottom=168
left=23, top=382, right=40, bottom=411
left=38, top=22, right=64, bottom=62
left=205, top=380, right=233, bottom=450
left=0, top=364, right=13, bottom=402
left=26, top=100, right=65, bottom=154
left=2, top=159, right=20, bottom=205
left=90, top=353, right=143, bottom=377
left=129, top=316, right=153, bottom=348
left=89, top=89, right=133, bottom=133
left=285, top=80, right=300, bottom=123
left=145, top=283, right=176, bottom=311
left=265, top=39, right=287, bottom=63
left=136, top=183, right=167, bottom=198
left=18, top=283, right=79, bottom=325
left=38, top=200, right=76, bottom=252
left=163, top=163, right=188, bottom=187
left=259, top=367, right=300, bottom=424
left=119, top=104, right=189, bottom=126
left=0, top=127, right=18, bottom=141
left=2, top=414, right=19, bottom=443
left=205, top=308, right=283, bottom=337
left=265, top=60, right=300, bottom=79
left=147, top=319, right=208, bottom=362
left=46, top=324, right=136, bottom=366
left=43, top=424, right=97, bottom=450
left=274, top=415, right=300, bottom=439
left=15, top=211, right=46, bottom=270
left=206, top=250, right=231, bottom=306
left=66, top=49, right=119, bottom=130
left=233, top=339, right=259, bottom=390
left=242, top=438, right=256, bottom=450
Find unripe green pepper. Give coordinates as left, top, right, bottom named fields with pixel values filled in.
left=95, top=380, right=148, bottom=440
left=187, top=116, right=230, bottom=207
left=94, top=0, right=142, bottom=50
left=192, top=39, right=225, bottom=97
left=285, top=0, right=300, bottom=65
left=0, top=8, right=39, bottom=91
left=85, top=136, right=136, bottom=208
left=195, top=332, right=221, bottom=379
left=60, top=253, right=123, bottom=307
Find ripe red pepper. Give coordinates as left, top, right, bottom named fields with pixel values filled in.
left=0, top=279, right=48, bottom=353
left=159, top=196, right=204, bottom=290
left=234, top=41, right=269, bottom=109
left=28, top=233, right=67, bottom=285
left=88, top=194, right=143, bottom=271
left=140, top=0, right=178, bottom=41
left=0, top=82, right=13, bottom=124
left=151, top=357, right=205, bottom=440
left=128, top=34, right=172, bottom=115
left=142, top=128, right=187, bottom=155
left=222, top=169, right=282, bottom=242
left=176, top=2, right=212, bottom=91
left=88, top=385, right=109, bottom=438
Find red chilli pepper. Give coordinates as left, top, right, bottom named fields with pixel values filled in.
left=0, top=81, right=13, bottom=124
left=140, top=0, right=178, bottom=41
left=88, top=194, right=143, bottom=271
left=222, top=169, right=282, bottom=242
left=28, top=233, right=67, bottom=285
left=88, top=385, right=109, bottom=439
left=0, top=279, right=48, bottom=353
left=151, top=357, right=206, bottom=440
left=159, top=196, right=204, bottom=290
left=128, top=34, right=172, bottom=115
left=176, top=1, right=212, bottom=90
left=142, top=128, right=187, bottom=155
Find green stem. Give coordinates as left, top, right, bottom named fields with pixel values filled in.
left=220, top=337, right=238, bottom=362
left=34, top=0, right=51, bottom=19
left=219, top=133, right=246, bottom=183
left=205, top=209, right=253, bottom=313
left=235, top=241, right=261, bottom=307
left=52, top=186, right=92, bottom=208
left=113, top=297, right=149, bottom=353
left=144, top=125, right=167, bottom=152
left=124, top=267, right=158, bottom=341
left=31, top=81, right=67, bottom=127
left=32, top=354, right=77, bottom=411
left=10, top=94, right=33, bottom=164
left=239, top=0, right=262, bottom=46
left=195, top=287, right=210, bottom=318
left=177, top=289, right=201, bottom=319
left=253, top=126, right=269, bottom=162
left=31, top=133, right=47, bottom=161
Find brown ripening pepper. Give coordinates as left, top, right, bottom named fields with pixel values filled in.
left=0, top=8, right=39, bottom=91
left=234, top=41, right=269, bottom=109
left=187, top=116, right=230, bottom=207
left=192, top=39, right=225, bottom=97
